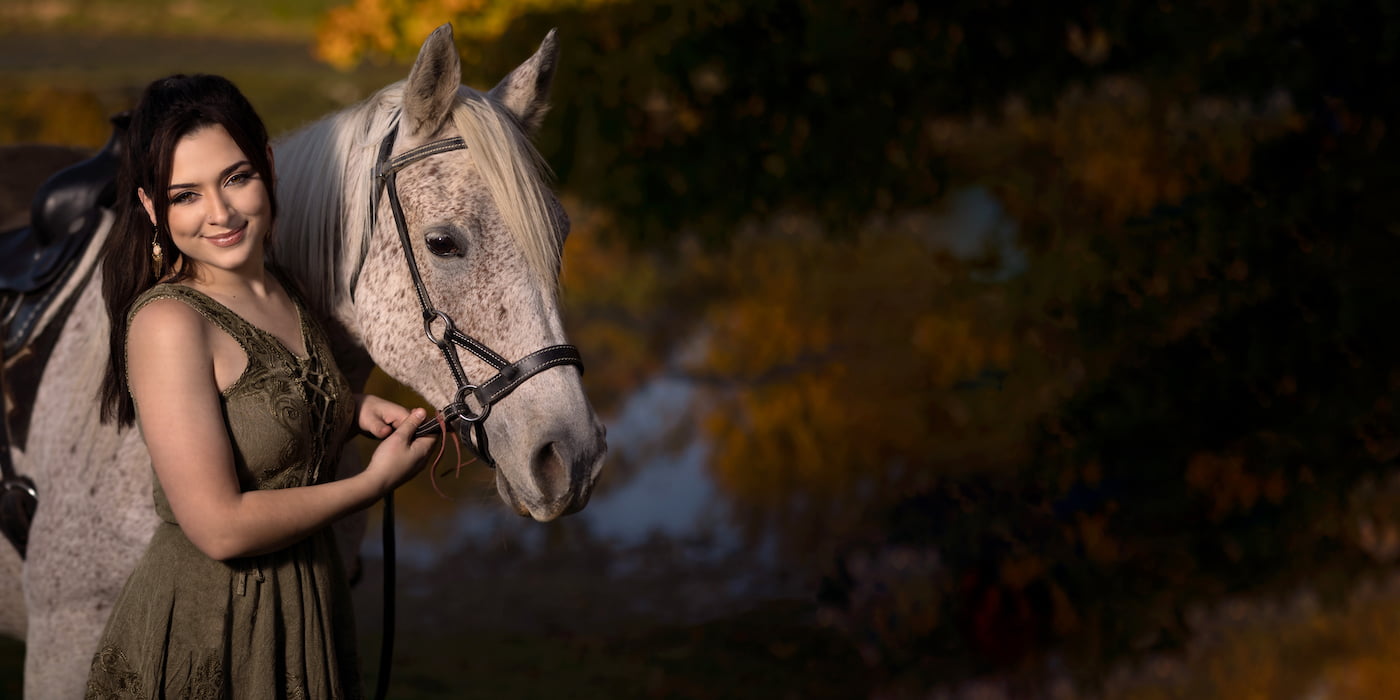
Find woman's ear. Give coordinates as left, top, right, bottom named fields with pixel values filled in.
left=137, top=187, right=157, bottom=228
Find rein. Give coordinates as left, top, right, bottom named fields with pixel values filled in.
left=369, top=125, right=584, bottom=698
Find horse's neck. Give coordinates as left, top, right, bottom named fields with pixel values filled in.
left=321, top=309, right=375, bottom=391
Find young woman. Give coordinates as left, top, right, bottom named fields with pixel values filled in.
left=87, top=74, right=436, bottom=698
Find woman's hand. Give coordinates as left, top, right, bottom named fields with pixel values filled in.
left=364, top=407, right=438, bottom=494
left=355, top=393, right=413, bottom=439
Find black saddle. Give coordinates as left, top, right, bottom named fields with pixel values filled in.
left=0, top=113, right=127, bottom=356
left=0, top=112, right=127, bottom=559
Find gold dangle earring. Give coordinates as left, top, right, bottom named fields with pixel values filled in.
left=150, top=225, right=163, bottom=280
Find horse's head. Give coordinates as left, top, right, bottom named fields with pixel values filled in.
left=333, top=25, right=604, bottom=520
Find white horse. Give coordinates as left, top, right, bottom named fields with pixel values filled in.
left=0, top=24, right=605, bottom=697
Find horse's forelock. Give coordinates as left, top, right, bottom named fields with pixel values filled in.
left=447, top=88, right=562, bottom=288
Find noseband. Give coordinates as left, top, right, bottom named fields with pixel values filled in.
left=373, top=126, right=583, bottom=467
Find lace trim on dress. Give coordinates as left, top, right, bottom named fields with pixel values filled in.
left=179, top=656, right=224, bottom=700
left=87, top=645, right=232, bottom=699
left=85, top=646, right=145, bottom=699
left=286, top=672, right=308, bottom=700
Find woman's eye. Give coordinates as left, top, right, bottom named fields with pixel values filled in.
left=172, top=191, right=195, bottom=204
left=226, top=171, right=251, bottom=186
left=425, top=231, right=463, bottom=258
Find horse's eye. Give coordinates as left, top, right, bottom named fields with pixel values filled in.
left=425, top=230, right=463, bottom=258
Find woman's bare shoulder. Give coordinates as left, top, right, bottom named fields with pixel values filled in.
left=127, top=295, right=213, bottom=356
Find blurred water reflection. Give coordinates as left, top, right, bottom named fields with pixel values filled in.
left=577, top=373, right=732, bottom=548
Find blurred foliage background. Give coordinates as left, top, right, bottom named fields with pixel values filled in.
left=3, top=0, right=1400, bottom=697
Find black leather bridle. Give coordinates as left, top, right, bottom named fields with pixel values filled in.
left=373, top=126, right=584, bottom=467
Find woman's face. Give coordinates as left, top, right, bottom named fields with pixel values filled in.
left=139, top=124, right=272, bottom=279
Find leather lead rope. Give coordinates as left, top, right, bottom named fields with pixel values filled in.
left=374, top=491, right=395, bottom=700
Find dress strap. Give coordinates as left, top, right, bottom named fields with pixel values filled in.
left=128, top=284, right=258, bottom=357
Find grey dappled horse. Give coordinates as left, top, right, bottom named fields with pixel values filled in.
left=0, top=24, right=605, bottom=697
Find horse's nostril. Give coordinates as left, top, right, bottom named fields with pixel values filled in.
left=530, top=441, right=570, bottom=500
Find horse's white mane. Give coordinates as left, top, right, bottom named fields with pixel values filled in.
left=271, top=81, right=561, bottom=315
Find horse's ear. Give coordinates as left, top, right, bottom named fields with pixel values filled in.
left=403, top=23, right=462, bottom=139
left=488, top=29, right=559, bottom=134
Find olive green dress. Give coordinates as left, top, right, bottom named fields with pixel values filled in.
left=86, top=282, right=361, bottom=700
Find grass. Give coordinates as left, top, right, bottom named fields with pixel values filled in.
left=354, top=600, right=869, bottom=700
left=23, top=575, right=1400, bottom=698
left=0, top=601, right=868, bottom=698
left=0, top=0, right=342, bottom=40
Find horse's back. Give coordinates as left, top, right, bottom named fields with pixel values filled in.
left=0, top=143, right=94, bottom=643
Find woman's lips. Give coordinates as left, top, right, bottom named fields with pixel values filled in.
left=205, top=225, right=246, bottom=248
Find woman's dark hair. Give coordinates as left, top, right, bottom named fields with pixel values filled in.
left=99, top=74, right=278, bottom=426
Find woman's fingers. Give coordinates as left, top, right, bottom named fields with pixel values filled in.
left=389, top=409, right=438, bottom=466
left=377, top=398, right=410, bottom=425
left=391, top=408, right=428, bottom=444
left=367, top=408, right=438, bottom=493
left=359, top=394, right=412, bottom=438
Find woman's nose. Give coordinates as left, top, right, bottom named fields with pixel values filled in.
left=205, top=192, right=234, bottom=225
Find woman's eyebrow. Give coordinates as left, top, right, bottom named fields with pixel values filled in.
left=166, top=160, right=252, bottom=191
